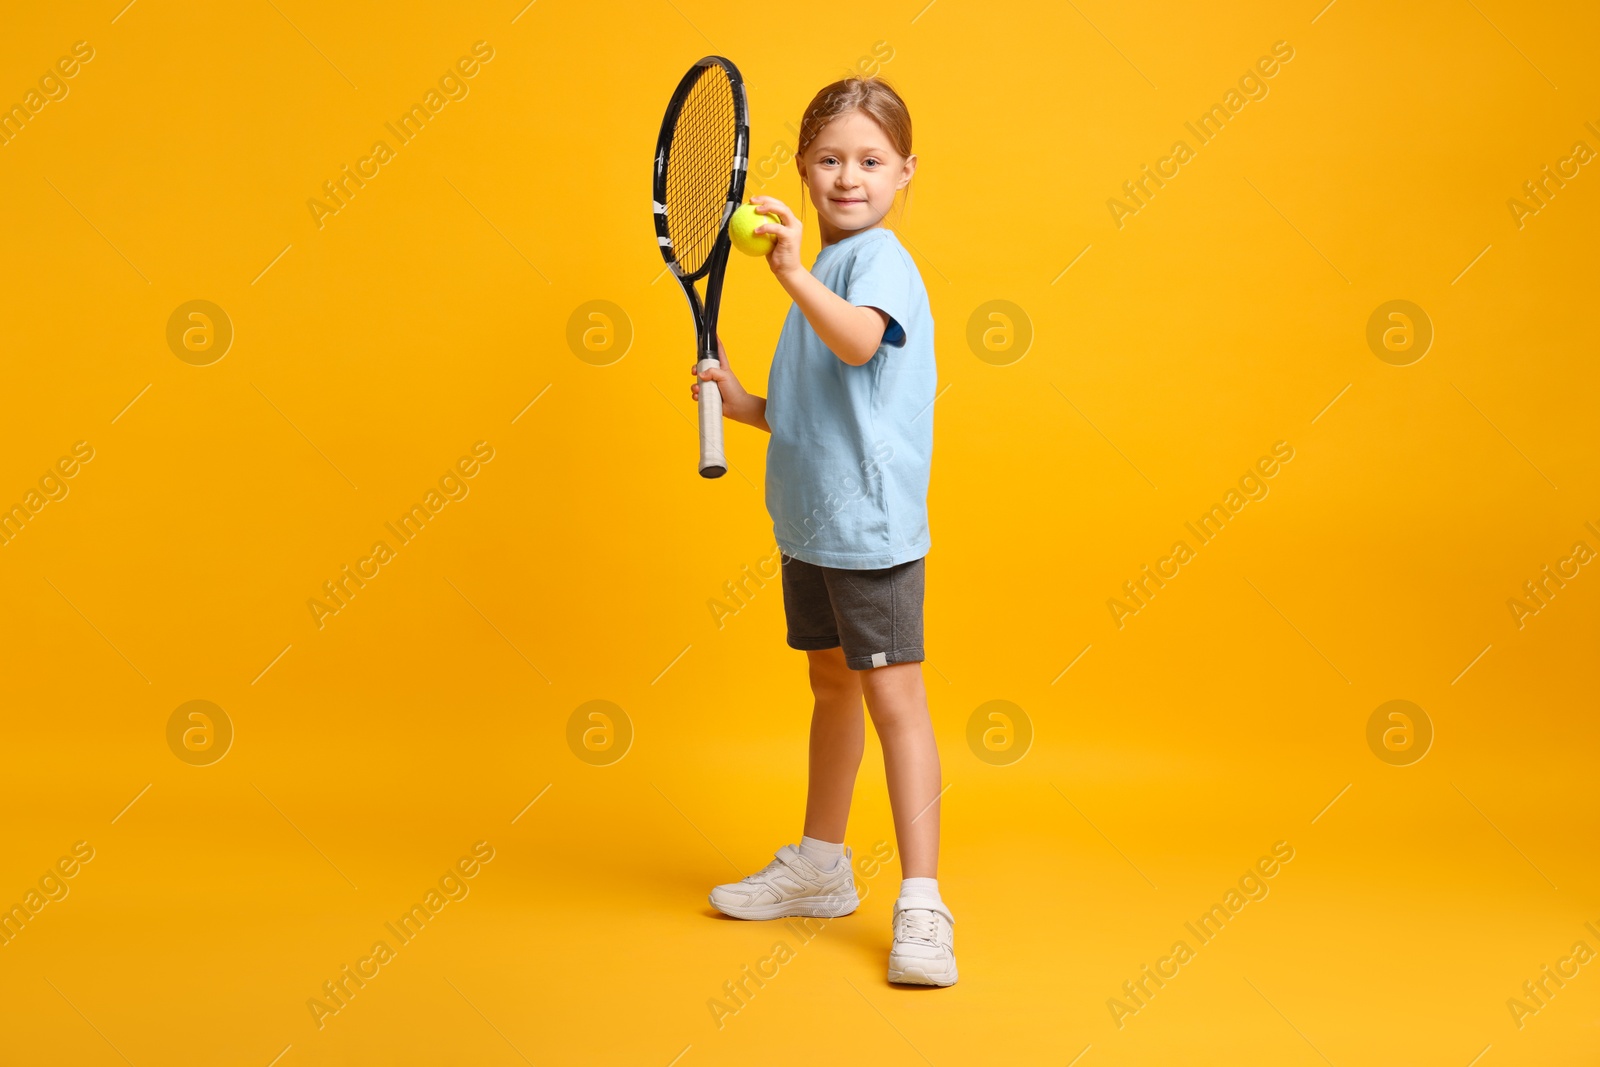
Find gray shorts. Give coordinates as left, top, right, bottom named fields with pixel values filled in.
left=780, top=553, right=926, bottom=671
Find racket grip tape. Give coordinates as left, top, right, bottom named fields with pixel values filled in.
left=696, top=356, right=727, bottom=479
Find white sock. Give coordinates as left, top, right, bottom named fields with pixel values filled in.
left=899, top=876, right=940, bottom=903
left=798, top=835, right=844, bottom=870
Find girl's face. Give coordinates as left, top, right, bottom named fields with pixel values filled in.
left=799, top=110, right=916, bottom=242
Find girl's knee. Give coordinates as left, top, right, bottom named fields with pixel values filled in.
left=807, top=648, right=860, bottom=700
left=865, top=704, right=927, bottom=734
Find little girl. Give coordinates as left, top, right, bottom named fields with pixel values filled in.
left=688, top=76, right=955, bottom=986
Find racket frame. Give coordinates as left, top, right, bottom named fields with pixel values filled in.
left=652, top=55, right=750, bottom=479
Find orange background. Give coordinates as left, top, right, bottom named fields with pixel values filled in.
left=1, top=0, right=1597, bottom=1063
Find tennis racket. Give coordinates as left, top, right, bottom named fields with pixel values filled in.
left=652, top=55, right=750, bottom=479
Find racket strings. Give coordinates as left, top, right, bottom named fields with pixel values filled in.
left=664, top=67, right=737, bottom=275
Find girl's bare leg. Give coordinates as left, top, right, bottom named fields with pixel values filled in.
left=801, top=646, right=867, bottom=843
left=860, top=661, right=940, bottom=878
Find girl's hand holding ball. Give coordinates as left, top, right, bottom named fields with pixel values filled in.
left=741, top=195, right=803, bottom=279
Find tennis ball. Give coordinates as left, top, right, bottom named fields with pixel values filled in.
left=729, top=203, right=780, bottom=256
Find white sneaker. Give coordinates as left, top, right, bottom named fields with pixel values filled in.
left=708, top=844, right=859, bottom=920
left=888, top=896, right=958, bottom=986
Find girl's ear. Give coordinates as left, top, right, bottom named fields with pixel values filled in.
left=897, top=153, right=918, bottom=189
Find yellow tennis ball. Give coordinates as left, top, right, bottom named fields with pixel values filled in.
left=729, top=203, right=780, bottom=256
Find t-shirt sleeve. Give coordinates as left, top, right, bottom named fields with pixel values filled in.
left=844, top=235, right=913, bottom=349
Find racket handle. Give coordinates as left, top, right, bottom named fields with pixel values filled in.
left=696, top=357, right=727, bottom=478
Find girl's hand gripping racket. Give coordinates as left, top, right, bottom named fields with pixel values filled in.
left=652, top=56, right=750, bottom=478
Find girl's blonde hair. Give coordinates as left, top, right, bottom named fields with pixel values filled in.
left=793, top=76, right=914, bottom=222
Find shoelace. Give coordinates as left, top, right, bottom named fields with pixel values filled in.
left=742, top=854, right=793, bottom=884
left=896, top=908, right=943, bottom=944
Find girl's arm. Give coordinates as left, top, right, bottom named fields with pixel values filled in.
left=774, top=269, right=887, bottom=367
left=751, top=194, right=887, bottom=367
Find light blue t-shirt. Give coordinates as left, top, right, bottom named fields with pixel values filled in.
left=765, top=227, right=935, bottom=569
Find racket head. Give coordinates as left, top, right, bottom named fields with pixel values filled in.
left=652, top=57, right=750, bottom=284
